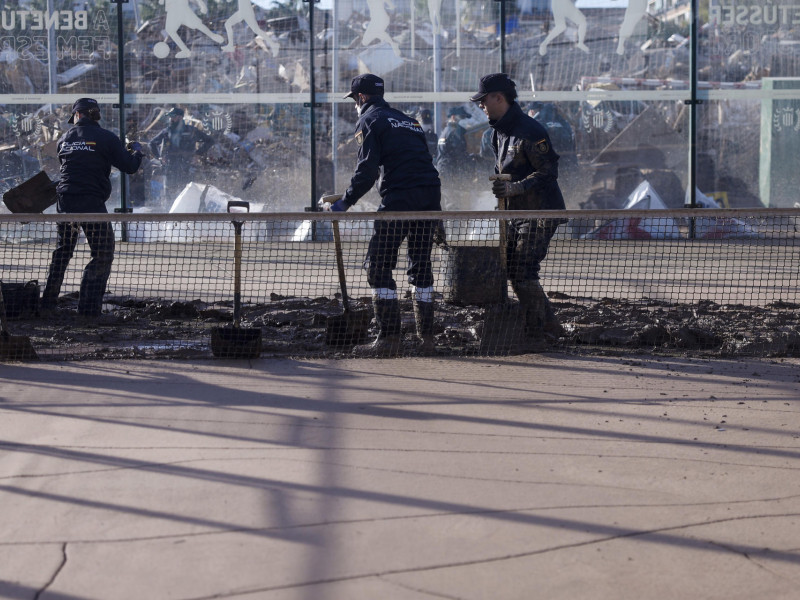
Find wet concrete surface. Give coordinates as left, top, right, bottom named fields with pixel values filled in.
left=1, top=354, right=798, bottom=599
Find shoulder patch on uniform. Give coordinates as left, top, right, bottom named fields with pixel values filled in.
left=535, top=138, right=549, bottom=154
left=355, top=130, right=364, bottom=146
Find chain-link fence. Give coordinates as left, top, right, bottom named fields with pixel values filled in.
left=1, top=207, right=799, bottom=361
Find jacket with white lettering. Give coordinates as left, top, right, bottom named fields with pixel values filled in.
left=489, top=102, right=565, bottom=211
left=56, top=116, right=143, bottom=213
left=342, top=97, right=440, bottom=210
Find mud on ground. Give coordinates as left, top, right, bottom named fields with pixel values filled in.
left=7, top=292, right=800, bottom=361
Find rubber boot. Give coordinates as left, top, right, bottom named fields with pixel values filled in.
left=512, top=280, right=549, bottom=352
left=413, top=300, right=436, bottom=355
left=353, top=299, right=402, bottom=357
left=543, top=296, right=565, bottom=339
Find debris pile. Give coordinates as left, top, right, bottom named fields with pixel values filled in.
left=9, top=292, right=800, bottom=361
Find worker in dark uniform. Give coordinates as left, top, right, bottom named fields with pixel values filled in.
left=416, top=108, right=438, bottom=158
left=324, top=73, right=442, bottom=356
left=436, top=105, right=471, bottom=182
left=41, top=98, right=143, bottom=318
left=470, top=73, right=567, bottom=346
left=149, top=107, right=215, bottom=203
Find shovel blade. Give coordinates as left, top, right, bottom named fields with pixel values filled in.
left=0, top=332, right=39, bottom=361
left=211, top=326, right=262, bottom=358
left=325, top=310, right=371, bottom=347
left=478, top=303, right=528, bottom=356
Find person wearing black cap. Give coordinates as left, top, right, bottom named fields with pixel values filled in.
left=436, top=105, right=472, bottom=189
left=324, top=73, right=442, bottom=356
left=416, top=108, right=438, bottom=157
left=148, top=106, right=215, bottom=204
left=41, top=98, right=144, bottom=318
left=470, top=73, right=567, bottom=346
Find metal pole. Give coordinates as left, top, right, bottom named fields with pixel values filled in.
left=114, top=0, right=130, bottom=241
left=331, top=1, right=338, bottom=192
left=304, top=0, right=319, bottom=239
left=433, top=19, right=441, bottom=135
left=498, top=0, right=506, bottom=73
left=687, top=0, right=699, bottom=238
left=46, top=0, right=57, bottom=109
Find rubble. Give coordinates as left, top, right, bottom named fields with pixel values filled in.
left=6, top=292, right=800, bottom=361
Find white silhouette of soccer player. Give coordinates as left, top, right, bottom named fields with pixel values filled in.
left=428, top=0, right=442, bottom=35
left=363, top=0, right=400, bottom=57
left=616, top=0, right=647, bottom=55
left=221, top=0, right=280, bottom=57
left=161, top=0, right=224, bottom=58
left=539, top=0, right=589, bottom=56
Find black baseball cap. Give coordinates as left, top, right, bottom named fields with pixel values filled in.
left=344, top=73, right=385, bottom=99
left=166, top=107, right=185, bottom=117
left=447, top=106, right=470, bottom=118
left=469, top=73, right=516, bottom=102
left=68, top=97, right=99, bottom=123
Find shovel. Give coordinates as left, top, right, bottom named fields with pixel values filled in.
left=211, top=201, right=262, bottom=358
left=320, top=195, right=370, bottom=347
left=0, top=284, right=38, bottom=361
left=479, top=175, right=527, bottom=355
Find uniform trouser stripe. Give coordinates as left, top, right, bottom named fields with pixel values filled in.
left=412, top=286, right=434, bottom=303
left=372, top=288, right=397, bottom=300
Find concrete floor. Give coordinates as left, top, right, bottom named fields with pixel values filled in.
left=1, top=353, right=798, bottom=599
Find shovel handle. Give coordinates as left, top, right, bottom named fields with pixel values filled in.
left=332, top=220, right=351, bottom=313
left=0, top=284, right=9, bottom=336
left=489, top=175, right=511, bottom=298
left=226, top=201, right=248, bottom=325
left=227, top=200, right=250, bottom=215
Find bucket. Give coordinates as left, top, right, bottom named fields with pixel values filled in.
left=441, top=245, right=507, bottom=306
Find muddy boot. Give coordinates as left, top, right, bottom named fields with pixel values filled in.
left=413, top=300, right=436, bottom=355
left=543, top=296, right=565, bottom=339
left=512, top=280, right=549, bottom=352
left=353, top=299, right=402, bottom=357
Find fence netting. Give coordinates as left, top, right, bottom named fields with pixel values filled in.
left=1, top=208, right=799, bottom=361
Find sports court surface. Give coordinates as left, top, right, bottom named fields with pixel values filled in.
left=1, top=353, right=798, bottom=599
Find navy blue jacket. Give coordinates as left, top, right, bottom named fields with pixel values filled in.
left=149, top=121, right=215, bottom=165
left=490, top=102, right=565, bottom=211
left=342, top=97, right=440, bottom=210
left=56, top=117, right=142, bottom=213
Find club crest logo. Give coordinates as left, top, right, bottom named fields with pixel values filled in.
left=202, top=110, right=232, bottom=135
left=10, top=113, right=43, bottom=140
left=581, top=108, right=615, bottom=134
left=772, top=107, right=800, bottom=133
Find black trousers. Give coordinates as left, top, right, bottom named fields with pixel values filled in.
left=505, top=218, right=561, bottom=283
left=364, top=186, right=441, bottom=291
left=43, top=221, right=115, bottom=315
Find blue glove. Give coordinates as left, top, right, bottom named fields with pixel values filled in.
left=330, top=198, right=349, bottom=212
left=127, top=141, right=142, bottom=153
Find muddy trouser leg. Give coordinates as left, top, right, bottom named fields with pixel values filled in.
left=42, top=222, right=81, bottom=308
left=407, top=219, right=436, bottom=348
left=78, top=221, right=115, bottom=316
left=508, top=219, right=560, bottom=337
left=364, top=219, right=405, bottom=339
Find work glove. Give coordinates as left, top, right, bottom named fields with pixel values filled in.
left=329, top=199, right=348, bottom=212
left=432, top=219, right=448, bottom=248
left=126, top=141, right=142, bottom=154
left=319, top=194, right=348, bottom=212
left=491, top=178, right=524, bottom=199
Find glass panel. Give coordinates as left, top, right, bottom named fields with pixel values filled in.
left=1, top=0, right=797, bottom=211
left=1, top=0, right=122, bottom=201
left=701, top=0, right=800, bottom=208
